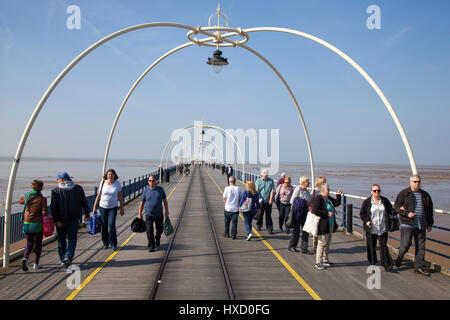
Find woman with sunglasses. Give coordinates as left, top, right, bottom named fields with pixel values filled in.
left=276, top=176, right=294, bottom=233
left=359, top=184, right=395, bottom=272
left=93, top=169, right=124, bottom=251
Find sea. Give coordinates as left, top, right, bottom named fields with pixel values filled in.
left=1, top=157, right=449, bottom=215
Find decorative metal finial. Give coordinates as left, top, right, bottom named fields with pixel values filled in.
left=208, top=3, right=229, bottom=28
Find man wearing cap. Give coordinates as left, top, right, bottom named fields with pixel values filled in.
left=51, top=172, right=90, bottom=268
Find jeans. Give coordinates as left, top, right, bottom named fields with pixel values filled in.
left=24, top=232, right=43, bottom=265
left=99, top=206, right=118, bottom=247
left=242, top=211, right=255, bottom=234
left=278, top=203, right=291, bottom=229
left=56, top=219, right=79, bottom=263
left=397, top=226, right=427, bottom=270
left=256, top=203, right=273, bottom=232
left=366, top=232, right=393, bottom=269
left=224, top=210, right=239, bottom=237
left=146, top=215, right=164, bottom=247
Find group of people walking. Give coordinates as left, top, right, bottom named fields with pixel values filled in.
left=19, top=168, right=168, bottom=271
left=222, top=167, right=434, bottom=275
left=19, top=165, right=434, bottom=278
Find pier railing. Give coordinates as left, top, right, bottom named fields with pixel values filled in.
left=0, top=166, right=177, bottom=248
left=213, top=164, right=450, bottom=262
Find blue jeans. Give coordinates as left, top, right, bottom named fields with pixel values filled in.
left=243, top=211, right=255, bottom=234
left=99, top=206, right=118, bottom=247
left=279, top=203, right=291, bottom=229
left=224, top=210, right=238, bottom=237
left=56, top=219, right=79, bottom=263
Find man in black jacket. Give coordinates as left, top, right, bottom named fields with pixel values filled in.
left=394, top=174, right=434, bottom=276
left=226, top=163, right=234, bottom=185
left=51, top=172, right=90, bottom=268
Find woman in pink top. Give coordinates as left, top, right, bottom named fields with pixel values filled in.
left=276, top=176, right=294, bottom=234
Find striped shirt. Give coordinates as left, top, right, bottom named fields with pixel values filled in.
left=413, top=191, right=425, bottom=230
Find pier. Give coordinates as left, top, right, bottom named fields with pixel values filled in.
left=0, top=166, right=448, bottom=300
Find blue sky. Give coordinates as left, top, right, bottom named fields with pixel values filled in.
left=0, top=0, right=449, bottom=166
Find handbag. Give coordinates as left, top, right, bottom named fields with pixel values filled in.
left=302, top=212, right=320, bottom=237
left=285, top=210, right=296, bottom=229
left=163, top=216, right=174, bottom=236
left=239, top=193, right=253, bottom=213
left=43, top=215, right=55, bottom=237
left=130, top=217, right=146, bottom=233
left=388, top=214, right=400, bottom=232
left=88, top=212, right=102, bottom=235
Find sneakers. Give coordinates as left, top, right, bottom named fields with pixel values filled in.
left=149, top=246, right=155, bottom=252
left=288, top=247, right=300, bottom=252
left=102, top=245, right=109, bottom=249
left=112, top=246, right=118, bottom=251
left=315, top=263, right=325, bottom=270
left=322, top=261, right=334, bottom=267
left=302, top=249, right=314, bottom=255
left=22, top=258, right=28, bottom=272
left=33, top=264, right=42, bottom=270
left=415, top=268, right=431, bottom=276
left=247, top=233, right=253, bottom=241
left=63, top=258, right=71, bottom=269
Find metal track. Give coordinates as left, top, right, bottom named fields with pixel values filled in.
left=198, top=166, right=235, bottom=300
left=149, top=165, right=235, bottom=300
left=149, top=165, right=196, bottom=300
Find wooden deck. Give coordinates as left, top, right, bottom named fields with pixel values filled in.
left=0, top=166, right=449, bottom=300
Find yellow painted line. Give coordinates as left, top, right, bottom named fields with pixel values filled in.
left=66, top=174, right=185, bottom=300
left=205, top=169, right=322, bottom=300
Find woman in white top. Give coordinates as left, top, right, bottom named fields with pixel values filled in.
left=93, top=169, right=124, bottom=250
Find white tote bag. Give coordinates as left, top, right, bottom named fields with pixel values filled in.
left=302, top=212, right=320, bottom=237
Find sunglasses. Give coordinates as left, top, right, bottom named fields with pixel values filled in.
left=372, top=189, right=381, bottom=193
left=148, top=180, right=156, bottom=182
left=412, top=181, right=421, bottom=183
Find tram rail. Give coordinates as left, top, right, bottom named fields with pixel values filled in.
left=149, top=165, right=235, bottom=300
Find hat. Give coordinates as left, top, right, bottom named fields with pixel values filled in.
left=57, top=172, right=72, bottom=181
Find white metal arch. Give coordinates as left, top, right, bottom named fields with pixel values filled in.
left=163, top=128, right=237, bottom=172
left=242, top=27, right=417, bottom=174
left=159, top=124, right=244, bottom=173
left=198, top=140, right=225, bottom=164
left=103, top=40, right=315, bottom=190
left=3, top=22, right=417, bottom=268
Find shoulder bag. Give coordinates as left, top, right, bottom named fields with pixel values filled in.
left=239, top=191, right=253, bottom=213
left=302, top=212, right=320, bottom=237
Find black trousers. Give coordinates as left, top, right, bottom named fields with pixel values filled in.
left=289, top=224, right=309, bottom=250
left=256, top=203, right=273, bottom=232
left=145, top=215, right=164, bottom=247
left=366, top=232, right=393, bottom=269
left=397, top=227, right=426, bottom=270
